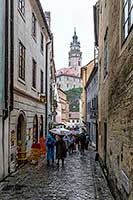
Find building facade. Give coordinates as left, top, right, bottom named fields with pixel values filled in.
left=56, top=88, right=69, bottom=126
left=85, top=65, right=98, bottom=148
left=67, top=112, right=80, bottom=129
left=0, top=0, right=11, bottom=180
left=68, top=28, right=82, bottom=75
left=56, top=29, right=82, bottom=91
left=97, top=0, right=133, bottom=199
left=56, top=68, right=81, bottom=91
left=81, top=60, right=94, bottom=123
left=9, top=0, right=52, bottom=171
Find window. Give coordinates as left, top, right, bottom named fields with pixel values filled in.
left=40, top=70, right=44, bottom=93
left=19, top=41, right=25, bottom=81
left=32, top=59, right=36, bottom=89
left=18, top=0, right=25, bottom=16
left=41, top=33, right=44, bottom=53
left=67, top=84, right=69, bottom=88
left=32, top=13, right=36, bottom=38
left=122, top=0, right=133, bottom=40
left=78, top=61, right=81, bottom=66
left=103, top=28, right=108, bottom=79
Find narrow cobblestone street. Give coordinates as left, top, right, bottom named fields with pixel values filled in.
left=0, top=148, right=114, bottom=200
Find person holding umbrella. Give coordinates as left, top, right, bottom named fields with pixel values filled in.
left=56, top=134, right=67, bottom=167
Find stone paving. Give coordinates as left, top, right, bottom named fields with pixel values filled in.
left=0, top=148, right=114, bottom=200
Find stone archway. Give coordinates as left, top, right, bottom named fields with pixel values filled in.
left=33, top=115, right=38, bottom=142
left=39, top=115, right=43, bottom=138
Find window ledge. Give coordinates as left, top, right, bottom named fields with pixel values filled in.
left=120, top=27, right=133, bottom=57
left=17, top=8, right=25, bottom=23
left=103, top=73, right=108, bottom=83
left=32, top=34, right=37, bottom=43
left=40, top=50, right=44, bottom=56
left=18, top=77, right=26, bottom=85
left=31, top=87, right=37, bottom=92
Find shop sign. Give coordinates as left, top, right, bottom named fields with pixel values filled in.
left=121, top=170, right=130, bottom=194
left=40, top=95, right=46, bottom=103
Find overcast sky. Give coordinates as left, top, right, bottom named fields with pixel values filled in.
left=40, top=0, right=97, bottom=69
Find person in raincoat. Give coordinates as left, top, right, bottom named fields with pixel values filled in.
left=56, top=135, right=67, bottom=167
left=46, top=131, right=56, bottom=166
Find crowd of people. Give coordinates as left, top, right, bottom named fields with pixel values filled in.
left=46, top=128, right=89, bottom=167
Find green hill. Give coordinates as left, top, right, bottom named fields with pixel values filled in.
left=65, top=87, right=82, bottom=112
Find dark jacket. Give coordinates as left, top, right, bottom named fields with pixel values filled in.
left=56, top=139, right=66, bottom=159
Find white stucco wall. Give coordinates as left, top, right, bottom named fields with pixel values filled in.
left=10, top=0, right=49, bottom=171
left=57, top=75, right=82, bottom=91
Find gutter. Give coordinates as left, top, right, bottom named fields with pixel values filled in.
left=10, top=0, right=14, bottom=112
left=4, top=0, right=9, bottom=119
left=45, top=40, right=52, bottom=136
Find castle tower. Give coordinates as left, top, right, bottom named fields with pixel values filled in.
left=68, top=28, right=82, bottom=74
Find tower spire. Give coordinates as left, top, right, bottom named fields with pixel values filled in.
left=74, top=27, right=76, bottom=35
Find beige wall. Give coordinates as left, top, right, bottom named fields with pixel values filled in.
left=58, top=89, right=69, bottom=124
left=10, top=0, right=50, bottom=171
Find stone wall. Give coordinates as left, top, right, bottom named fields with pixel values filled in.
left=98, top=0, right=133, bottom=199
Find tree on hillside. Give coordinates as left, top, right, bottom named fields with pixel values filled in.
left=66, top=87, right=82, bottom=112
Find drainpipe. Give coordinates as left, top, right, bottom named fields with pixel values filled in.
left=10, top=0, right=14, bottom=112
left=45, top=40, right=51, bottom=136
left=8, top=0, right=14, bottom=173
left=4, top=0, right=9, bottom=120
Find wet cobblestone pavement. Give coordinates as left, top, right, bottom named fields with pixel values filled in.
left=0, top=148, right=114, bottom=200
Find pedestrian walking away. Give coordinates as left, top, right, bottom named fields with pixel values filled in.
left=56, top=135, right=67, bottom=167
left=46, top=130, right=56, bottom=166
left=79, top=128, right=86, bottom=154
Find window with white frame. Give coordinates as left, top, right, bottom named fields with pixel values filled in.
left=32, top=59, right=37, bottom=89
left=19, top=41, right=25, bottom=81
left=122, top=0, right=133, bottom=40
left=41, top=33, right=44, bottom=53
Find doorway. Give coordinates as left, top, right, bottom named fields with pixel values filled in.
left=104, top=122, right=107, bottom=167
left=39, top=115, right=43, bottom=138
left=33, top=115, right=38, bottom=142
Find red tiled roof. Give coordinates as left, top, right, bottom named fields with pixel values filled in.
left=69, top=112, right=80, bottom=119
left=57, top=68, right=79, bottom=77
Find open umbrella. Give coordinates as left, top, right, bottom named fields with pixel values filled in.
left=49, top=128, right=60, bottom=134
left=49, top=128, right=71, bottom=136
left=58, top=128, right=71, bottom=135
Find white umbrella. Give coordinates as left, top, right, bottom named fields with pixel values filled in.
left=49, top=128, right=66, bottom=136
left=49, top=128, right=60, bottom=134
left=59, top=128, right=71, bottom=135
